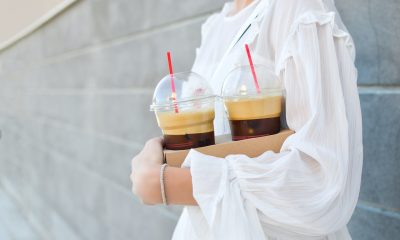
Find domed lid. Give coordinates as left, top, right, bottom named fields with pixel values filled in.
left=221, top=64, right=282, bottom=98
left=150, top=71, right=215, bottom=112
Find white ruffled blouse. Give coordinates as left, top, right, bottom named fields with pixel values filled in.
left=172, top=0, right=363, bottom=239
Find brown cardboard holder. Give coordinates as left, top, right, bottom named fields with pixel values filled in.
left=164, top=129, right=294, bottom=167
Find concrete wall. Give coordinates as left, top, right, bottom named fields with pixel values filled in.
left=0, top=0, right=399, bottom=239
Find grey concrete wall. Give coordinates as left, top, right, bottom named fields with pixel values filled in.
left=335, top=0, right=400, bottom=238
left=0, top=0, right=399, bottom=239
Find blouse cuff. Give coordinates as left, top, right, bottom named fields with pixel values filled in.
left=182, top=149, right=228, bottom=227
left=182, top=150, right=271, bottom=239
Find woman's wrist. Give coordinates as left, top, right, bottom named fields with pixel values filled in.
left=164, top=167, right=197, bottom=205
left=133, top=163, right=197, bottom=206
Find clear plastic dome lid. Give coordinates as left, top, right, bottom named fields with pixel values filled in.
left=150, top=71, right=215, bottom=112
left=221, top=64, right=282, bottom=98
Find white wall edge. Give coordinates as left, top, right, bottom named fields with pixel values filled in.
left=0, top=0, right=78, bottom=52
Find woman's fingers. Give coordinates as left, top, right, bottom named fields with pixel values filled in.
left=145, top=137, right=164, bottom=149
left=142, top=137, right=164, bottom=164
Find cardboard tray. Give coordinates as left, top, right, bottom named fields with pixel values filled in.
left=164, top=129, right=294, bottom=167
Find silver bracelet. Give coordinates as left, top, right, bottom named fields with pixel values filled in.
left=160, top=163, right=168, bottom=205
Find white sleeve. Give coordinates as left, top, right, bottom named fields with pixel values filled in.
left=182, top=12, right=363, bottom=239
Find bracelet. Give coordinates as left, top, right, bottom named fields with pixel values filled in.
left=160, top=163, right=168, bottom=205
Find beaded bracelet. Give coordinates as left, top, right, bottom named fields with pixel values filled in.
left=160, top=163, right=168, bottom=205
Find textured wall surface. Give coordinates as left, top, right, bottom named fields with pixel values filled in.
left=0, top=0, right=399, bottom=239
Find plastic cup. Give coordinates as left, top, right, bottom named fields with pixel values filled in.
left=150, top=72, right=216, bottom=150
left=221, top=65, right=282, bottom=141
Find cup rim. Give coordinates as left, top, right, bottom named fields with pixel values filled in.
left=221, top=88, right=282, bottom=100
left=150, top=94, right=216, bottom=112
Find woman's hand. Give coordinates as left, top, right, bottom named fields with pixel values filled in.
left=130, top=137, right=164, bottom=205
left=130, top=137, right=197, bottom=206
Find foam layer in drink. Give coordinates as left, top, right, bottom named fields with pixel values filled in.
left=224, top=95, right=282, bottom=120
left=155, top=108, right=215, bottom=135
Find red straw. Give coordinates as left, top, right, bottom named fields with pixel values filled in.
left=245, top=44, right=261, bottom=94
left=167, top=51, right=179, bottom=113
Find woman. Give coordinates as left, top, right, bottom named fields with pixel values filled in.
left=130, top=0, right=363, bottom=239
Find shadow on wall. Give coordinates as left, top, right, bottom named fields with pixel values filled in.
left=0, top=0, right=77, bottom=51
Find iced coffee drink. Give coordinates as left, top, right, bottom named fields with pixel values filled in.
left=222, top=64, right=282, bottom=141
left=156, top=108, right=215, bottom=150
left=151, top=72, right=216, bottom=150
left=224, top=94, right=282, bottom=140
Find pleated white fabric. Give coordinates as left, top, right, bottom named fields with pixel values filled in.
left=172, top=0, right=363, bottom=239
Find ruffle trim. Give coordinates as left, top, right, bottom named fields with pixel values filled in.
left=276, top=11, right=355, bottom=75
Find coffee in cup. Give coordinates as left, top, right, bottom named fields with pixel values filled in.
left=222, top=65, right=282, bottom=141
left=155, top=108, right=215, bottom=150
left=224, top=94, right=281, bottom=140
left=151, top=72, right=216, bottom=150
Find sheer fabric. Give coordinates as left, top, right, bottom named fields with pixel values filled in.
left=172, top=0, right=363, bottom=239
